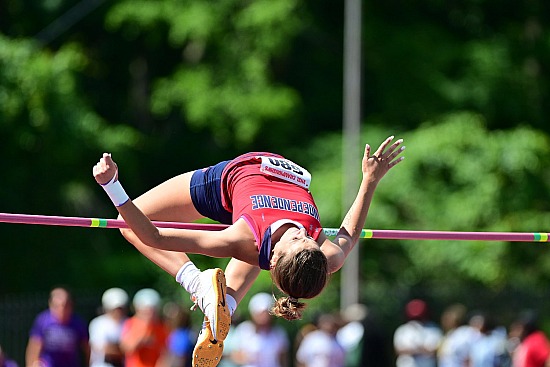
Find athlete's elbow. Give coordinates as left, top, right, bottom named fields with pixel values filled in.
left=119, top=223, right=164, bottom=250
left=119, top=227, right=132, bottom=241
left=328, top=252, right=346, bottom=274
left=117, top=214, right=132, bottom=240
left=118, top=226, right=155, bottom=248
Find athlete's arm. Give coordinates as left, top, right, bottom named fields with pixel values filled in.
left=321, top=137, right=405, bottom=273
left=92, top=154, right=255, bottom=263
left=224, top=258, right=261, bottom=304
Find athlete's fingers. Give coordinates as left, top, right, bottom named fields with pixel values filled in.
left=96, top=153, right=116, bottom=173
left=373, top=136, right=394, bottom=157
left=388, top=155, right=405, bottom=168
left=93, top=153, right=118, bottom=184
left=92, top=161, right=105, bottom=176
left=103, top=152, right=113, bottom=165
left=103, top=153, right=118, bottom=172
left=381, top=138, right=403, bottom=160
left=364, top=143, right=371, bottom=159
left=387, top=144, right=405, bottom=162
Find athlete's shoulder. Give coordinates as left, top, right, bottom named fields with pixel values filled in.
left=226, top=218, right=255, bottom=242
left=222, top=219, right=259, bottom=264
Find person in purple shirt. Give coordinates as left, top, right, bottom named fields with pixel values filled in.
left=25, top=287, right=90, bottom=367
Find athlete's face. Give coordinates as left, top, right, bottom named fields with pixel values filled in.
left=270, top=227, right=319, bottom=269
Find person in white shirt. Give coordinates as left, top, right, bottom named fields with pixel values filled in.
left=89, top=287, right=129, bottom=367
left=438, top=304, right=478, bottom=367
left=394, top=299, right=443, bottom=367
left=229, top=292, right=290, bottom=367
left=296, top=313, right=345, bottom=367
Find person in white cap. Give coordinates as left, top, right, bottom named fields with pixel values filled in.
left=120, top=289, right=169, bottom=367
left=228, top=292, right=290, bottom=367
left=89, top=287, right=129, bottom=367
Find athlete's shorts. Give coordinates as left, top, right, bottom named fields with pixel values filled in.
left=190, top=160, right=233, bottom=225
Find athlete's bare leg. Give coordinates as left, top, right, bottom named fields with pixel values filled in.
left=116, top=170, right=254, bottom=335
left=224, top=258, right=261, bottom=304
left=118, top=171, right=202, bottom=276
left=116, top=171, right=259, bottom=306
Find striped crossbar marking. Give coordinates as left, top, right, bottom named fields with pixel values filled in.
left=1, top=213, right=550, bottom=243
left=90, top=218, right=108, bottom=228
left=361, top=229, right=373, bottom=238
left=534, top=233, right=549, bottom=242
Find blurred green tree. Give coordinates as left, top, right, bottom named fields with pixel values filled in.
left=104, top=0, right=303, bottom=146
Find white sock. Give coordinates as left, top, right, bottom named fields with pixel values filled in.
left=226, top=294, right=237, bottom=316
left=176, top=262, right=237, bottom=315
left=175, top=262, right=201, bottom=295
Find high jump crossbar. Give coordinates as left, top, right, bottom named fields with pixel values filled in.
left=0, top=212, right=548, bottom=242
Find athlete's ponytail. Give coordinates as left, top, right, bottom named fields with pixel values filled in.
left=270, top=247, right=329, bottom=321
left=272, top=296, right=305, bottom=320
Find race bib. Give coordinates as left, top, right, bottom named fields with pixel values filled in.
left=258, top=156, right=312, bottom=189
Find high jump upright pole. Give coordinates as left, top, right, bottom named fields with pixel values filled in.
left=342, top=0, right=362, bottom=311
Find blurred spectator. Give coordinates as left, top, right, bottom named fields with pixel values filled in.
left=25, top=287, right=90, bottom=367
left=217, top=326, right=239, bottom=367
left=468, top=312, right=509, bottom=367
left=0, top=345, right=18, bottom=367
left=217, top=312, right=246, bottom=367
left=162, top=302, right=195, bottom=367
left=438, top=303, right=477, bottom=367
left=89, top=287, right=129, bottom=367
left=393, top=299, right=442, bottom=367
left=337, top=303, right=391, bottom=367
left=293, top=321, right=317, bottom=358
left=510, top=310, right=550, bottom=367
left=337, top=304, right=367, bottom=366
left=120, top=288, right=169, bottom=367
left=296, top=312, right=345, bottom=367
left=228, top=292, right=290, bottom=367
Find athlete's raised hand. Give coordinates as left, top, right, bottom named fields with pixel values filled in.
left=93, top=153, right=118, bottom=185
left=93, top=153, right=129, bottom=207
left=362, top=136, right=405, bottom=184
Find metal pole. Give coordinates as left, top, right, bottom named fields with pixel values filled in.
left=341, top=0, right=362, bottom=310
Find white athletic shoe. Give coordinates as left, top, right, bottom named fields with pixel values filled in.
left=190, top=268, right=231, bottom=341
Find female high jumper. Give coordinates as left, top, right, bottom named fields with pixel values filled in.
left=93, top=136, right=404, bottom=367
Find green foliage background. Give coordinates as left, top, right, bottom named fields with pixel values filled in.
left=2, top=0, right=550, bottom=361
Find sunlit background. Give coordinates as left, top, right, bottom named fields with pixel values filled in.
left=2, top=0, right=550, bottom=366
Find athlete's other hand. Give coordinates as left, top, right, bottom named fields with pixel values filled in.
left=93, top=153, right=118, bottom=185
left=362, top=136, right=405, bottom=184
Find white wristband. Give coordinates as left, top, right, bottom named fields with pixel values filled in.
left=101, top=173, right=130, bottom=207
